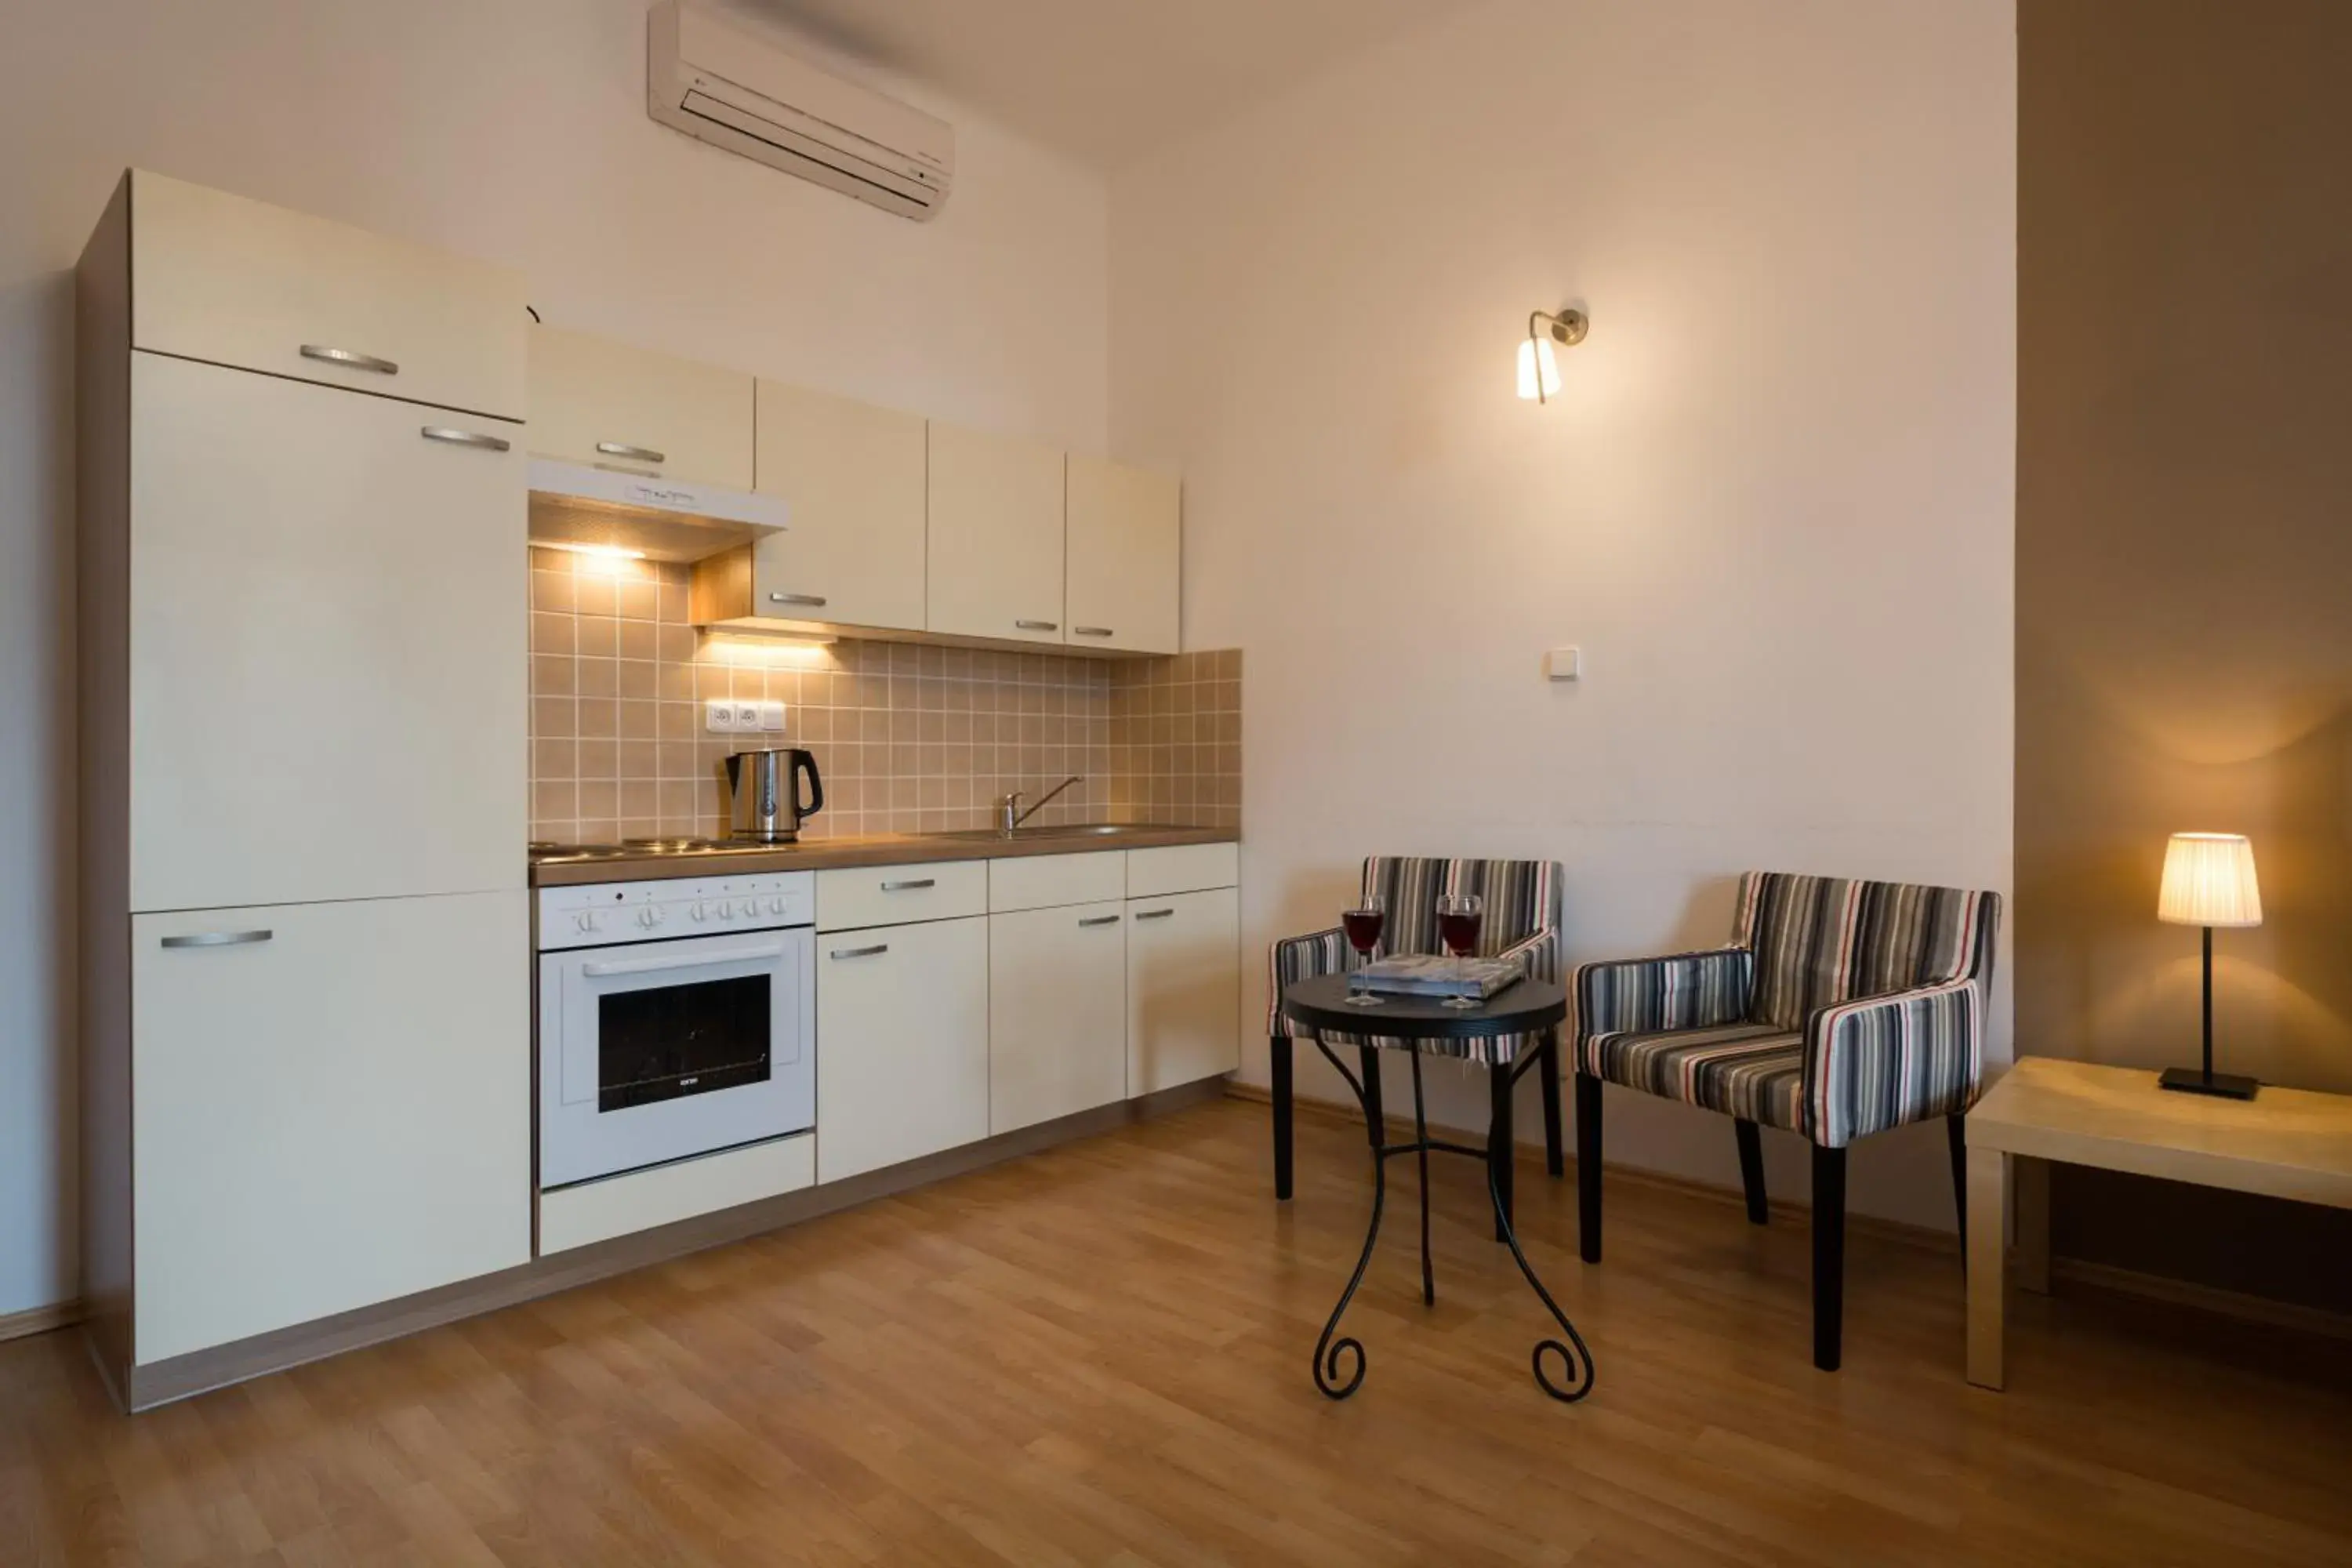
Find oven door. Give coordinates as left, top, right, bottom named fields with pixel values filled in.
left=538, top=924, right=815, bottom=1189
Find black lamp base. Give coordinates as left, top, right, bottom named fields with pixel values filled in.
left=2158, top=1066, right=2259, bottom=1101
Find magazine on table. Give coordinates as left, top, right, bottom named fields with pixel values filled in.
left=1352, top=952, right=1526, bottom=1000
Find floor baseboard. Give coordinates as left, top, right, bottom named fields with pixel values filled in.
left=0, top=1299, right=84, bottom=1344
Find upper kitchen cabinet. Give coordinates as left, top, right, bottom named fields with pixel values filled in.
left=528, top=326, right=754, bottom=489
left=1065, top=456, right=1181, bottom=655
left=926, top=421, right=1066, bottom=644
left=750, top=379, right=927, bottom=630
left=129, top=169, right=527, bottom=421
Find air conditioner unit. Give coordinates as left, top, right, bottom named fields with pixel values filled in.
left=647, top=2, right=954, bottom=221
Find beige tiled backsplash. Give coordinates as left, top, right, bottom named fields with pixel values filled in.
left=528, top=548, right=1241, bottom=844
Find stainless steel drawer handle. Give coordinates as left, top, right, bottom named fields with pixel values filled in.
left=1073, top=626, right=1114, bottom=638
left=161, top=929, right=273, bottom=949
left=1014, top=619, right=1058, bottom=632
left=1134, top=909, right=1176, bottom=921
left=595, top=441, right=666, bottom=463
left=1078, top=915, right=1121, bottom=927
left=421, top=426, right=512, bottom=452
left=299, top=344, right=397, bottom=376
left=880, top=878, right=936, bottom=892
left=768, top=592, right=829, bottom=608
left=829, top=944, right=890, bottom=960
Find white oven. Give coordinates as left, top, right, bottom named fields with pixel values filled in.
left=535, top=871, right=815, bottom=1189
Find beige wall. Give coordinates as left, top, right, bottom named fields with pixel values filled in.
left=1112, top=0, right=2017, bottom=1227
left=0, top=0, right=1111, bottom=1317
left=2018, top=0, right=2352, bottom=1306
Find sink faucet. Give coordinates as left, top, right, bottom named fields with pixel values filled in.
left=999, top=775, right=1083, bottom=833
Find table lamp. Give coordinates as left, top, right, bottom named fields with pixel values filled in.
left=2156, top=832, right=2263, bottom=1099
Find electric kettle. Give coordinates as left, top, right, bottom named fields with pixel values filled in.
left=724, top=747, right=824, bottom=843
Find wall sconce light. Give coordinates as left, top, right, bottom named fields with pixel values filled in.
left=1518, top=307, right=1588, bottom=404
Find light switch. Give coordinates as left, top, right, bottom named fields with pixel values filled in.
left=1544, top=647, right=1581, bottom=681
left=757, top=701, right=786, bottom=732
left=704, top=699, right=736, bottom=733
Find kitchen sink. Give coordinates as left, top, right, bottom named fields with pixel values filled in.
left=931, top=823, right=1183, bottom=843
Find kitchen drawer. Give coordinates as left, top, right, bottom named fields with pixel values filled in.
left=130, top=170, right=528, bottom=420
left=538, top=1133, right=813, bottom=1255
left=816, top=858, right=986, bottom=931
left=989, top=850, right=1125, bottom=913
left=1127, top=842, right=1239, bottom=899
left=529, top=326, right=754, bottom=489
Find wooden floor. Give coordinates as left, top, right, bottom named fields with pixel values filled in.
left=5, top=1095, right=2350, bottom=1566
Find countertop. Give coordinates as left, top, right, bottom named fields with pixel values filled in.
left=530, top=825, right=1238, bottom=886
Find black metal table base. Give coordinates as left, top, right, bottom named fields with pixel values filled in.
left=1309, top=1034, right=1595, bottom=1403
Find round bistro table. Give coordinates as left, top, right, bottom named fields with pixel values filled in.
left=1280, top=971, right=1595, bottom=1403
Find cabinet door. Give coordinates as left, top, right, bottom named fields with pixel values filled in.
left=990, top=901, right=1127, bottom=1134
left=132, top=891, right=529, bottom=1363
left=927, top=421, right=1065, bottom=644
left=1065, top=456, right=1180, bottom=654
left=817, top=916, right=989, bottom=1181
left=1127, top=886, right=1242, bottom=1094
left=530, top=326, right=754, bottom=489
left=129, top=352, right=524, bottom=912
left=131, top=170, right=526, bottom=419
left=752, top=380, right=927, bottom=630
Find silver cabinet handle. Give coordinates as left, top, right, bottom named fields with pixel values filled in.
left=1073, top=626, right=1114, bottom=638
left=161, top=929, right=273, bottom=949
left=421, top=426, right=512, bottom=452
left=594, top=441, right=666, bottom=463
left=299, top=344, right=397, bottom=376
left=1134, top=909, right=1175, bottom=921
left=768, top=592, right=829, bottom=608
left=880, top=878, right=936, bottom=892
left=1078, top=915, right=1120, bottom=927
left=1014, top=619, right=1058, bottom=632
left=829, top=943, right=889, bottom=960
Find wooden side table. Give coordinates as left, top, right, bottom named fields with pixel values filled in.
left=1964, top=1056, right=2352, bottom=1389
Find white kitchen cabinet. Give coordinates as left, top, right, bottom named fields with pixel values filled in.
left=127, top=351, right=524, bottom=913
left=751, top=379, right=927, bottom=630
left=131, top=891, right=530, bottom=1364
left=927, top=420, right=1066, bottom=644
left=990, top=901, right=1128, bottom=1134
left=528, top=325, right=753, bottom=488
left=1065, top=456, right=1180, bottom=655
left=816, top=914, right=989, bottom=1182
left=129, top=169, right=527, bottom=420
left=1127, top=885, right=1243, bottom=1095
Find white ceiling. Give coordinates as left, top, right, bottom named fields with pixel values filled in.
left=748, top=0, right=1467, bottom=169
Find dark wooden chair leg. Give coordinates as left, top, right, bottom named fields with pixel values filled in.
left=1575, top=1071, right=1602, bottom=1264
left=1358, top=1045, right=1385, bottom=1147
left=1813, top=1142, right=1847, bottom=1372
left=1270, top=1034, right=1294, bottom=1200
left=1489, top=1058, right=1515, bottom=1241
left=1540, top=1034, right=1565, bottom=1178
left=1735, top=1119, right=1769, bottom=1225
left=1947, top=1112, right=1968, bottom=1270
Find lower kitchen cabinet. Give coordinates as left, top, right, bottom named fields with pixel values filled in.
left=816, top=914, right=989, bottom=1182
left=990, top=900, right=1127, bottom=1134
left=130, top=891, right=530, bottom=1365
left=1127, top=885, right=1243, bottom=1094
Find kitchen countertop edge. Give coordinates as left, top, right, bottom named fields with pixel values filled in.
left=531, top=826, right=1240, bottom=886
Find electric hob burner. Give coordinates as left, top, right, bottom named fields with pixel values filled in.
left=621, top=837, right=735, bottom=853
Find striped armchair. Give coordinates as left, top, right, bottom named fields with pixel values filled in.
left=1573, top=871, right=2002, bottom=1371
left=1267, top=858, right=1564, bottom=1209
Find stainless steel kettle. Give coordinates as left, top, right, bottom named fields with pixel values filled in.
left=724, top=748, right=824, bottom=842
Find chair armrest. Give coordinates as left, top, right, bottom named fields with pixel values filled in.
left=1572, top=947, right=1753, bottom=1043
left=1267, top=926, right=1348, bottom=1036
left=1496, top=926, right=1559, bottom=984
left=1803, top=978, right=1984, bottom=1148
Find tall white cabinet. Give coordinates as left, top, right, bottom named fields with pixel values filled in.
left=78, top=171, right=532, bottom=1405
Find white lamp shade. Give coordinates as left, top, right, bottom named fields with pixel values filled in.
left=2158, top=833, right=2263, bottom=927
left=1516, top=336, right=1562, bottom=401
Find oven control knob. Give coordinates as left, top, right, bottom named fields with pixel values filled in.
left=739, top=898, right=760, bottom=918
left=689, top=902, right=706, bottom=922
left=637, top=907, right=658, bottom=928
left=716, top=902, right=735, bottom=920
left=572, top=912, right=592, bottom=933
left=768, top=897, right=786, bottom=915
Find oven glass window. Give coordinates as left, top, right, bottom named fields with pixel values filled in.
left=598, top=975, right=771, bottom=1112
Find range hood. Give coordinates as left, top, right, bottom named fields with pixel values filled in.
left=526, top=459, right=786, bottom=563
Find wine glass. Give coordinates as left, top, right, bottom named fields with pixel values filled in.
left=1341, top=894, right=1387, bottom=1006
left=1436, top=892, right=1484, bottom=1009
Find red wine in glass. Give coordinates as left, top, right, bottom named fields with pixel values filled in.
left=1342, top=895, right=1386, bottom=1006
left=1436, top=893, right=1484, bottom=1008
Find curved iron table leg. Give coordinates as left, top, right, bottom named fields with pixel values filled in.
left=1486, top=1151, right=1596, bottom=1402
left=1309, top=1036, right=1382, bottom=1399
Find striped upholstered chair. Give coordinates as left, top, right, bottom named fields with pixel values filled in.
left=1269, top=858, right=1564, bottom=1225
left=1573, top=872, right=2001, bottom=1371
